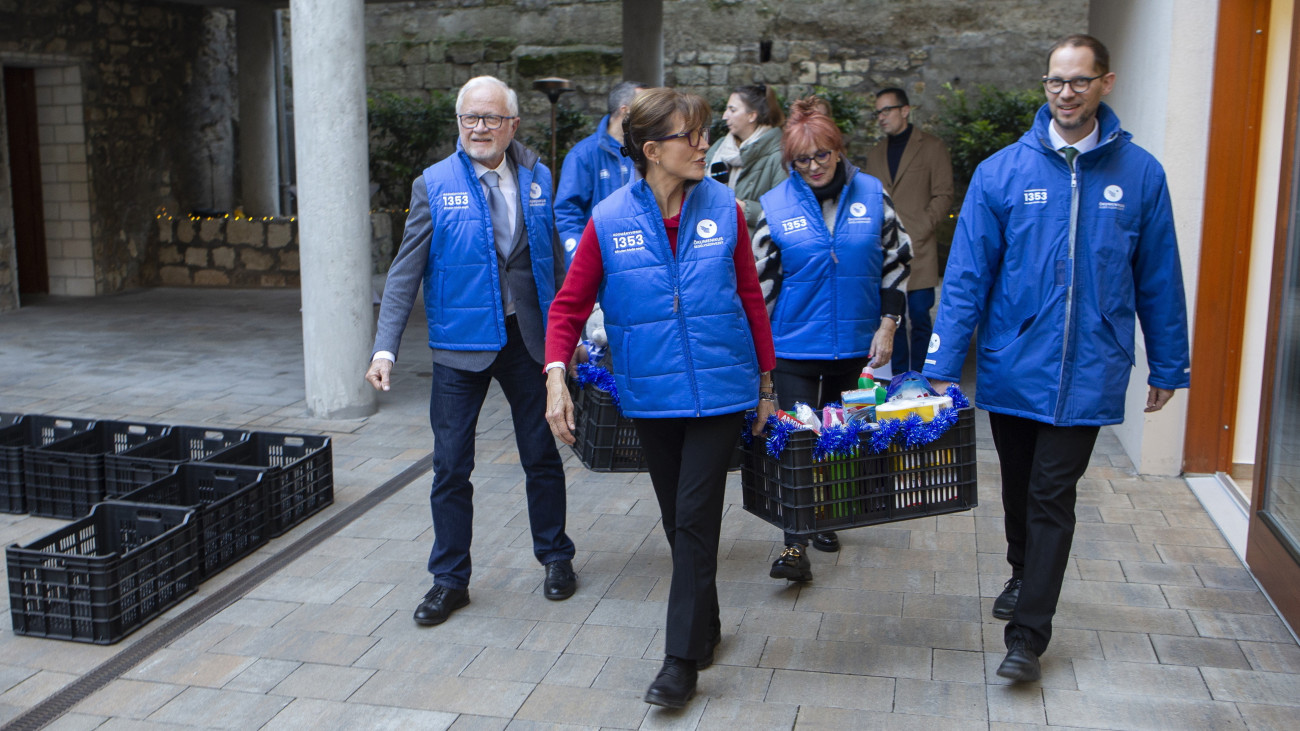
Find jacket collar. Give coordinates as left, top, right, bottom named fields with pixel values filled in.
left=1023, top=102, right=1129, bottom=158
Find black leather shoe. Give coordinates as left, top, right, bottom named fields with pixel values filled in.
left=697, top=631, right=722, bottom=670
left=812, top=531, right=840, bottom=553
left=993, top=577, right=1021, bottom=620
left=644, top=655, right=697, bottom=708
left=543, top=559, right=577, bottom=600
left=413, top=585, right=469, bottom=626
left=769, top=544, right=813, bottom=582
left=996, top=638, right=1041, bottom=682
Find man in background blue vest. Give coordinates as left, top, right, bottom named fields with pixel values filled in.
left=555, top=80, right=644, bottom=267
left=366, top=76, right=577, bottom=627
left=925, top=35, right=1190, bottom=683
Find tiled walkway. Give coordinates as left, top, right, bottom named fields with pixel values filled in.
left=1, top=288, right=1298, bottom=730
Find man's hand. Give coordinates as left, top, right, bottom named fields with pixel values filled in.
left=1145, top=386, right=1175, bottom=413
left=928, top=379, right=953, bottom=395
left=869, top=320, right=897, bottom=368
left=545, top=368, right=577, bottom=445
left=365, top=358, right=393, bottom=392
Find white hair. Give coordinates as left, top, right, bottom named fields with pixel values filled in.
left=456, top=76, right=519, bottom=116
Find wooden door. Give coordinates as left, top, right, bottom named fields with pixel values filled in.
left=4, top=66, right=48, bottom=295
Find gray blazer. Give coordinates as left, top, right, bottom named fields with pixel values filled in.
left=373, top=142, right=565, bottom=372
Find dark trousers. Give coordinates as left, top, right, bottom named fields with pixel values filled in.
left=773, top=357, right=867, bottom=545
left=633, top=411, right=742, bottom=661
left=988, top=411, right=1099, bottom=656
left=426, top=318, right=574, bottom=589
left=891, top=287, right=936, bottom=374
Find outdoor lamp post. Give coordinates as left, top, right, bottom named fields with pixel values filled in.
left=532, top=77, right=573, bottom=189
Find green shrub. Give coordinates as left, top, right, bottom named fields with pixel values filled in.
left=928, top=83, right=1042, bottom=204
left=367, top=91, right=458, bottom=208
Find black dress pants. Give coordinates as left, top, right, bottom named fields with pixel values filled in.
left=633, top=411, right=743, bottom=661
left=988, top=411, right=1099, bottom=656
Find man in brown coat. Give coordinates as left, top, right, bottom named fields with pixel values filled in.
left=864, top=88, right=954, bottom=375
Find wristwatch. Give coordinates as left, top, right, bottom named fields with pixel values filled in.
left=882, top=313, right=902, bottom=325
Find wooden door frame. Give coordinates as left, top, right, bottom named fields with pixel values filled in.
left=1183, top=0, right=1272, bottom=474
left=1247, top=0, right=1300, bottom=630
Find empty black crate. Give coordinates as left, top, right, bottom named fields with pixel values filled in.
left=740, top=408, right=978, bottom=534
left=203, top=432, right=333, bottom=537
left=116, top=463, right=267, bottom=580
left=104, top=426, right=251, bottom=498
left=25, top=420, right=170, bottom=520
left=0, top=415, right=96, bottom=515
left=7, top=502, right=199, bottom=644
left=568, top=380, right=646, bottom=472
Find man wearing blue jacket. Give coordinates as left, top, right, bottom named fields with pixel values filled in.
left=924, top=35, right=1190, bottom=683
left=554, top=80, right=643, bottom=267
left=365, top=76, right=577, bottom=627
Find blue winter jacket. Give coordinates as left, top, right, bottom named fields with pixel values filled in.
left=923, top=103, right=1190, bottom=426
left=420, top=140, right=558, bottom=351
left=593, top=178, right=760, bottom=418
left=555, top=116, right=639, bottom=267
left=760, top=161, right=884, bottom=360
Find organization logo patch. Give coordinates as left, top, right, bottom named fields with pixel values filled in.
left=850, top=202, right=867, bottom=218
left=696, top=219, right=718, bottom=238
left=611, top=229, right=646, bottom=253
left=529, top=182, right=543, bottom=200
left=1099, top=184, right=1126, bottom=210
left=928, top=333, right=941, bottom=353
left=599, top=168, right=610, bottom=180
left=781, top=216, right=809, bottom=234
left=440, top=192, right=470, bottom=210
left=564, top=237, right=577, bottom=252
left=1023, top=189, right=1048, bottom=205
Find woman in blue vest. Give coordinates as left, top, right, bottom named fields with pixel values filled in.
left=753, top=97, right=913, bottom=582
left=543, top=87, right=777, bottom=709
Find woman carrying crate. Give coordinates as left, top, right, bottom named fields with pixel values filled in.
left=543, top=87, right=777, bottom=709
left=752, top=96, right=912, bottom=582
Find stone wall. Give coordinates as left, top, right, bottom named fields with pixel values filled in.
left=363, top=0, right=1087, bottom=153
left=150, top=212, right=393, bottom=288
left=0, top=0, right=225, bottom=301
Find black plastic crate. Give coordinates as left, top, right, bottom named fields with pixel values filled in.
left=104, top=426, right=251, bottom=498
left=203, top=432, right=333, bottom=537
left=116, top=463, right=267, bottom=581
left=24, top=420, right=170, bottom=520
left=740, top=408, right=978, bottom=534
left=7, top=502, right=199, bottom=644
left=568, top=380, right=646, bottom=472
left=0, top=412, right=21, bottom=427
left=0, top=415, right=96, bottom=515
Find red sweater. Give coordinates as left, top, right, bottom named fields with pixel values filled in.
left=545, top=204, right=777, bottom=373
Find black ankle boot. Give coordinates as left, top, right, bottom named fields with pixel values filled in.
left=644, top=655, right=697, bottom=708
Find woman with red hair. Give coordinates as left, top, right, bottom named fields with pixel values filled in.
left=754, top=96, right=912, bottom=582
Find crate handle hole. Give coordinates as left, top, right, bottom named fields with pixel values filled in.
left=283, top=437, right=304, bottom=447
left=203, top=431, right=224, bottom=440
left=127, top=425, right=148, bottom=435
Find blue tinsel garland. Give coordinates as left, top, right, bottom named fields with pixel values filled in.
left=573, top=362, right=621, bottom=411
left=758, top=384, right=970, bottom=460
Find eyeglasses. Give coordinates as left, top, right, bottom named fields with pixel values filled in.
left=791, top=150, right=835, bottom=170
left=874, top=104, right=904, bottom=118
left=647, top=128, right=710, bottom=146
left=1041, top=75, right=1103, bottom=94
left=457, top=114, right=517, bottom=130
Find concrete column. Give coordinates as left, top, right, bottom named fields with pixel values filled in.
left=290, top=0, right=376, bottom=419
left=237, top=4, right=280, bottom=217
left=622, top=0, right=663, bottom=86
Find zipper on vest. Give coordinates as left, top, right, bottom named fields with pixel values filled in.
left=672, top=189, right=702, bottom=415
left=1056, top=157, right=1079, bottom=422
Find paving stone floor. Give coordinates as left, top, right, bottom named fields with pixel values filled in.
left=0, top=287, right=1298, bottom=730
